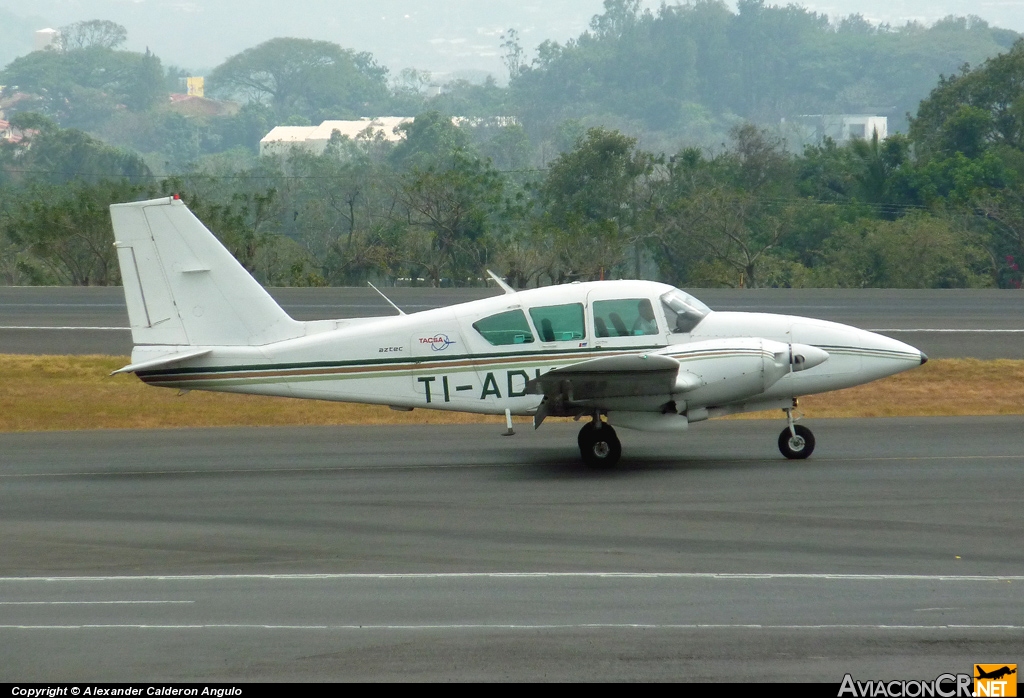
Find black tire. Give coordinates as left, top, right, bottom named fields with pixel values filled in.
left=578, top=422, right=622, bottom=468
left=778, top=424, right=815, bottom=459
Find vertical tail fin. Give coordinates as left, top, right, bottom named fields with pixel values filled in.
left=110, top=196, right=301, bottom=347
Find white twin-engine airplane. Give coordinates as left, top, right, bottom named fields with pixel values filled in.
left=110, top=196, right=928, bottom=468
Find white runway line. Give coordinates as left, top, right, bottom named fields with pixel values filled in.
left=0, top=326, right=129, bottom=330
left=2, top=623, right=1022, bottom=631
left=0, top=462, right=515, bottom=479
left=1, top=572, right=1022, bottom=582
left=0, top=600, right=193, bottom=605
left=868, top=328, right=1024, bottom=333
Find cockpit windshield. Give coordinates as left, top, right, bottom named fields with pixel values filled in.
left=660, top=288, right=711, bottom=334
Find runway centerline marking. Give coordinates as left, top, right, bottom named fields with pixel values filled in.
left=827, top=455, right=1024, bottom=462
left=868, top=328, right=1024, bottom=333
left=0, top=463, right=516, bottom=479
left=0, top=326, right=129, bottom=331
left=1, top=573, right=1022, bottom=582
left=0, top=600, right=193, bottom=605
left=2, top=623, right=1022, bottom=631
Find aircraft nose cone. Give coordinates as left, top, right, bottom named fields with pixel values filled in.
left=790, top=343, right=829, bottom=371
left=920, top=352, right=928, bottom=365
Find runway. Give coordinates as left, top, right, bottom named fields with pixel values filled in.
left=2, top=418, right=1022, bottom=680
left=2, top=286, right=1023, bottom=357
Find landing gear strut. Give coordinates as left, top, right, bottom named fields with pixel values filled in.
left=578, top=418, right=621, bottom=468
left=778, top=404, right=814, bottom=459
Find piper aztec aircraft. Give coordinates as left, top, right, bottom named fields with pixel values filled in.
left=110, top=196, right=928, bottom=467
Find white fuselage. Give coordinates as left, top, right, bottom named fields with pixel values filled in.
left=131, top=281, right=925, bottom=424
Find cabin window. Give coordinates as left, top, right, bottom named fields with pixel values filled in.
left=660, top=288, right=710, bottom=333
left=529, top=303, right=586, bottom=342
left=593, top=298, right=659, bottom=337
left=472, top=309, right=535, bottom=346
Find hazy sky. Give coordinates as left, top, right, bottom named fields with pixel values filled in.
left=1, top=1, right=1021, bottom=78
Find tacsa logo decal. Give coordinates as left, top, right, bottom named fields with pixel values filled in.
left=419, top=333, right=456, bottom=351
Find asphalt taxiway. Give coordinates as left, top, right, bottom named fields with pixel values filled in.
left=2, top=286, right=1023, bottom=357
left=2, top=418, right=1021, bottom=681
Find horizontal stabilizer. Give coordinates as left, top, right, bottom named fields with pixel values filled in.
left=111, top=349, right=211, bottom=375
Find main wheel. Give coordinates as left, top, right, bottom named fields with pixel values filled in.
left=778, top=424, right=815, bottom=459
left=578, top=421, right=622, bottom=468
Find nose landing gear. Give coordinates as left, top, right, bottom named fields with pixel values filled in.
left=778, top=424, right=815, bottom=459
left=778, top=403, right=814, bottom=459
left=578, top=418, right=622, bottom=468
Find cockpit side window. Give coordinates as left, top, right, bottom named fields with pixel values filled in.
left=528, top=303, right=586, bottom=342
left=660, top=288, right=711, bottom=334
left=472, top=309, right=535, bottom=346
left=593, top=298, right=659, bottom=337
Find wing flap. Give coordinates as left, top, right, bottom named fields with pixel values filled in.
left=527, top=353, right=680, bottom=402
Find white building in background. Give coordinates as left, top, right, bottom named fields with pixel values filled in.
left=34, top=28, right=59, bottom=51
left=782, top=114, right=889, bottom=147
left=259, top=117, right=414, bottom=157
left=259, top=115, right=518, bottom=157
left=835, top=115, right=888, bottom=141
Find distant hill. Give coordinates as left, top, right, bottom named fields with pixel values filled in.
left=509, top=3, right=1021, bottom=145
left=4, top=1, right=1021, bottom=79
left=0, top=0, right=620, bottom=77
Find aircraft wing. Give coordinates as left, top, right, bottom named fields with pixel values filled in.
left=527, top=353, right=684, bottom=426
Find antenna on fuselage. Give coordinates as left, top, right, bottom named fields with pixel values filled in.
left=486, top=269, right=516, bottom=295
left=367, top=281, right=406, bottom=315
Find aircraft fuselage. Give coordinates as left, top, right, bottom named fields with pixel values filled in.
left=131, top=280, right=925, bottom=425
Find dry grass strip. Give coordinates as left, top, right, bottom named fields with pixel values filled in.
left=1, top=354, right=1022, bottom=432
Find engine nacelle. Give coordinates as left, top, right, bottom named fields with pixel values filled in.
left=669, top=338, right=827, bottom=410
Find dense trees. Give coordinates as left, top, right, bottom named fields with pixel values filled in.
left=2, top=5, right=1023, bottom=289
left=0, top=44, right=165, bottom=130
left=509, top=0, right=1018, bottom=144
left=538, top=128, right=656, bottom=281
left=54, top=20, right=128, bottom=51
left=910, top=40, right=1024, bottom=157
left=2, top=76, right=1019, bottom=289
left=207, top=38, right=390, bottom=123
left=2, top=179, right=157, bottom=285
left=0, top=113, right=151, bottom=186
left=0, top=117, right=155, bottom=285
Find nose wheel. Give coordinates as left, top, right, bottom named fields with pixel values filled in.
left=578, top=420, right=621, bottom=468
left=778, top=424, right=814, bottom=459
left=778, top=404, right=814, bottom=459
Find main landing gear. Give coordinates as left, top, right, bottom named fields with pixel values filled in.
left=574, top=404, right=815, bottom=466
left=778, top=403, right=815, bottom=459
left=578, top=418, right=621, bottom=469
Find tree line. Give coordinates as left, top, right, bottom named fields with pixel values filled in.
left=0, top=8, right=1022, bottom=289
left=1, top=4, right=1018, bottom=167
